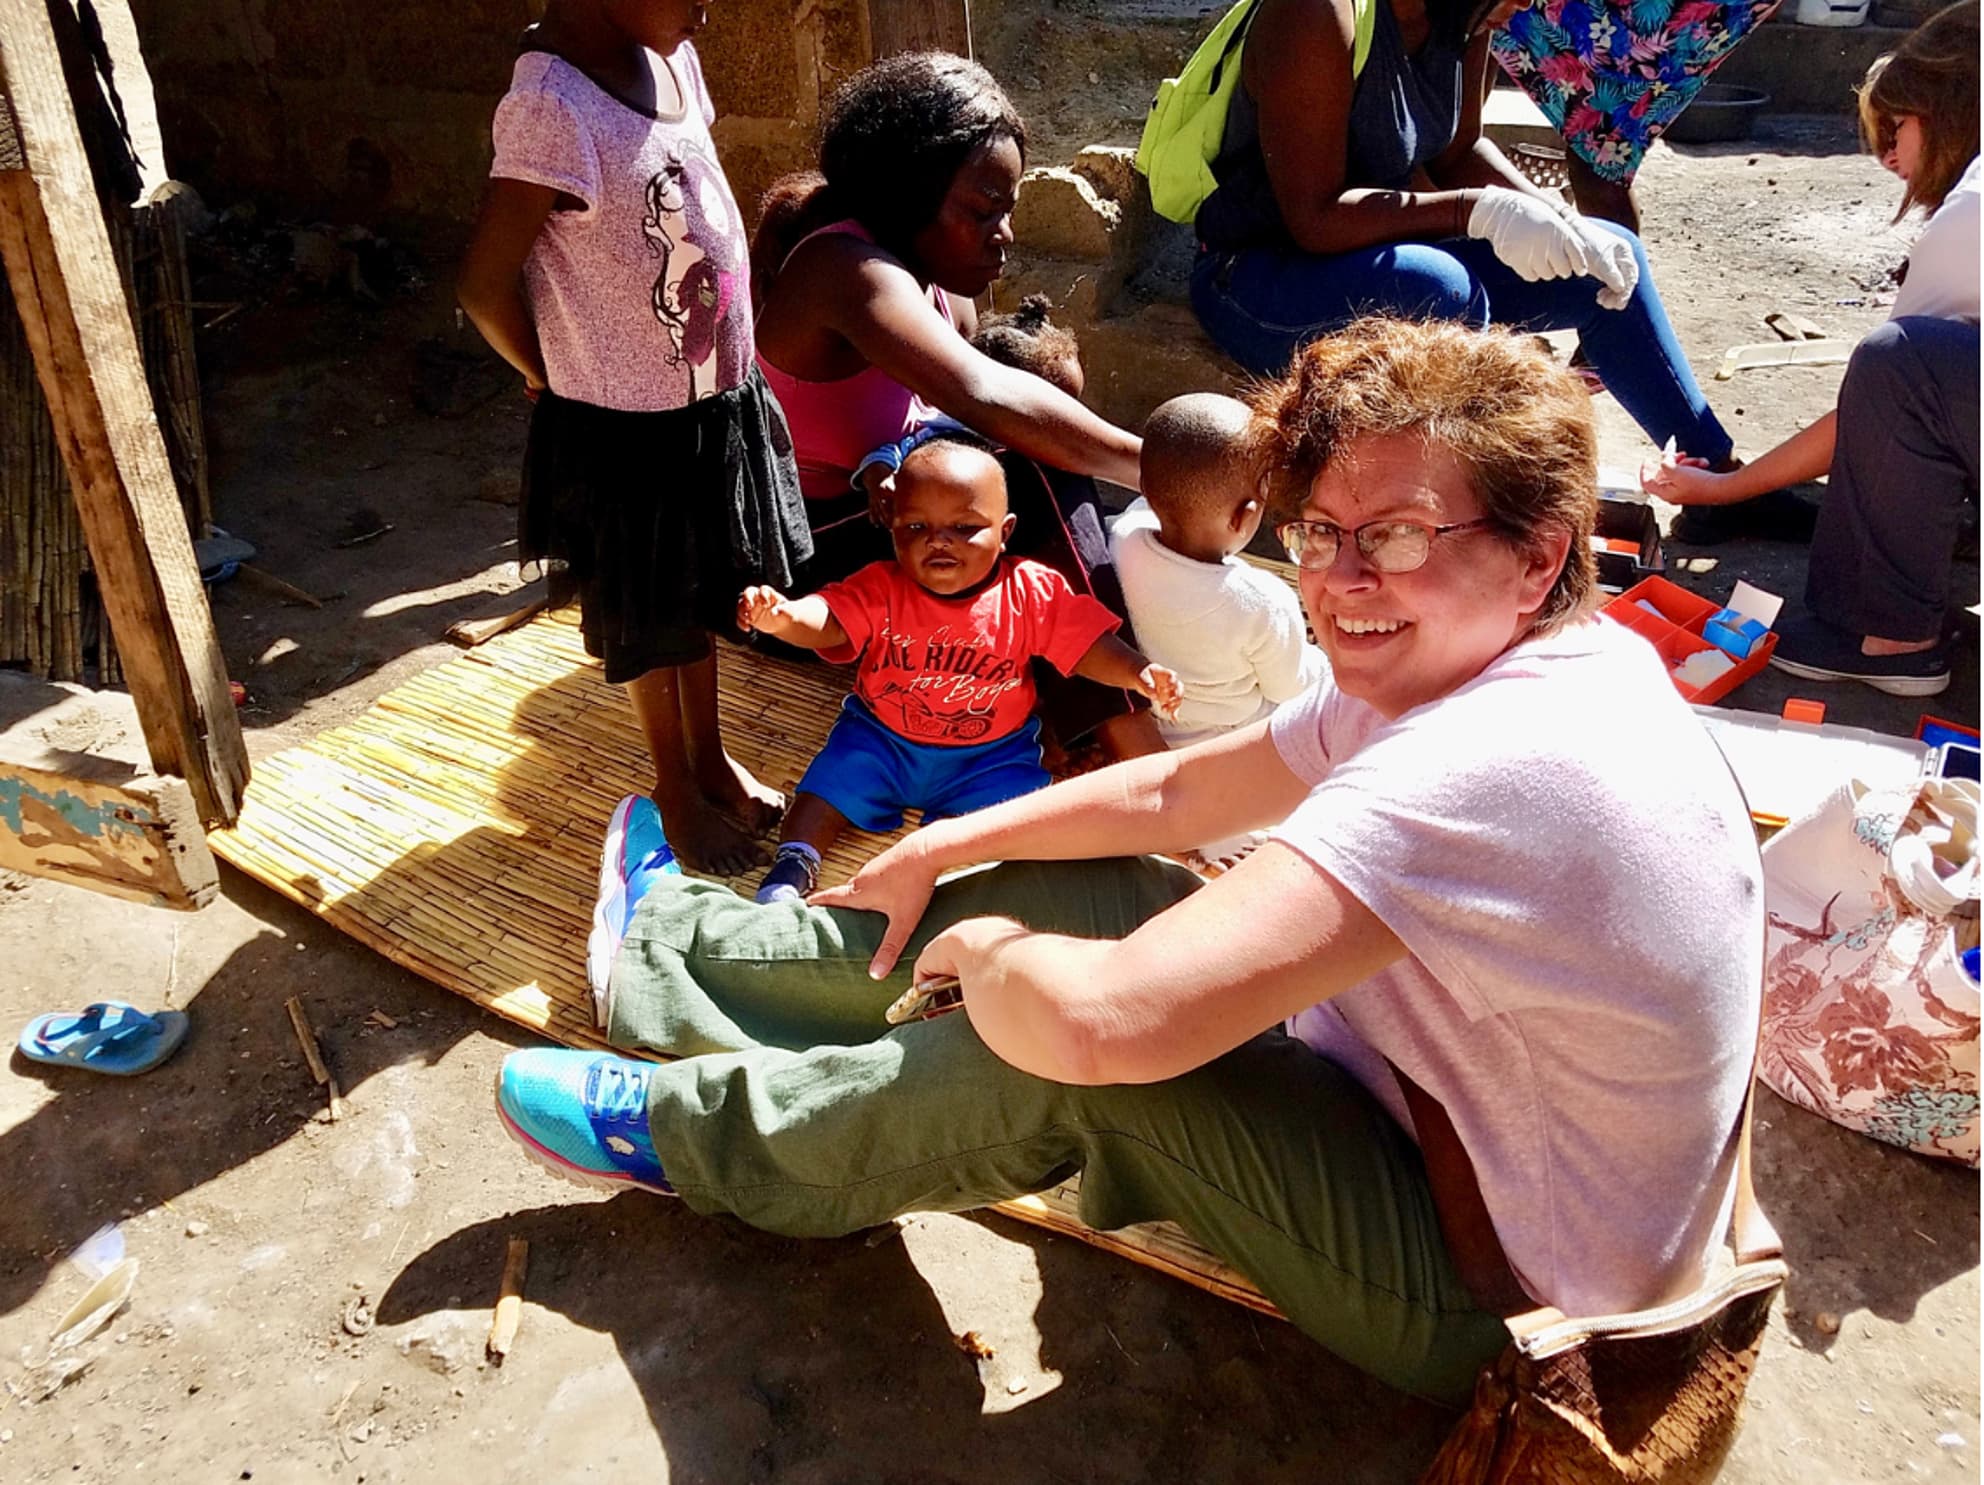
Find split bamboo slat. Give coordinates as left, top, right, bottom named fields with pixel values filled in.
left=211, top=609, right=1283, bottom=1321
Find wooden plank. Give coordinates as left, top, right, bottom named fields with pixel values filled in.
left=0, top=0, right=246, bottom=826
left=0, top=669, right=215, bottom=907
left=866, top=0, right=971, bottom=58
left=0, top=756, right=215, bottom=908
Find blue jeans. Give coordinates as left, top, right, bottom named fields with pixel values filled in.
left=1190, top=227, right=1733, bottom=463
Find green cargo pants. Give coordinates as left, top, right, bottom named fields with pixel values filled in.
left=608, top=857, right=1505, bottom=1403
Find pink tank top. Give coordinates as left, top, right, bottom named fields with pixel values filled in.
left=756, top=220, right=956, bottom=500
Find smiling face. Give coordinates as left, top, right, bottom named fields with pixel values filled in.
left=890, top=444, right=1016, bottom=596
left=1296, top=434, right=1565, bottom=719
left=908, top=135, right=1022, bottom=299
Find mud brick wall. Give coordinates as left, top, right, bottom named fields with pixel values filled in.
left=124, top=0, right=878, bottom=236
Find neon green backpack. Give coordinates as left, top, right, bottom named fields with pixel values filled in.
left=1135, top=0, right=1377, bottom=226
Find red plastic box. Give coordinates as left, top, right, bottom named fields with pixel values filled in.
left=1601, top=576, right=1779, bottom=705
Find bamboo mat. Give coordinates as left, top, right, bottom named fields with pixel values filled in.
left=210, top=608, right=1281, bottom=1320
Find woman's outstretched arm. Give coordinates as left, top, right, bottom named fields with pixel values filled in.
left=1643, top=411, right=1837, bottom=505
left=808, top=237, right=1143, bottom=488
left=913, top=841, right=1403, bottom=1085
left=811, top=720, right=1312, bottom=976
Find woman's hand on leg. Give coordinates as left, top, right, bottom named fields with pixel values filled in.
left=809, top=837, right=942, bottom=978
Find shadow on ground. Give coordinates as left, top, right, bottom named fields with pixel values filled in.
left=379, top=1195, right=1453, bottom=1483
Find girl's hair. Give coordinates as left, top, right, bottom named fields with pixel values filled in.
left=1249, top=317, right=1599, bottom=638
left=971, top=295, right=1082, bottom=394
left=751, top=52, right=1025, bottom=290
left=1857, top=0, right=1980, bottom=218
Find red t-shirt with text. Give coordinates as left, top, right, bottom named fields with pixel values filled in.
left=818, top=558, right=1120, bottom=746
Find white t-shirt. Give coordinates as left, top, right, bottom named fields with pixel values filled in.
left=1268, top=616, right=1762, bottom=1317
left=1891, top=154, right=1979, bottom=323
left=1110, top=500, right=1328, bottom=744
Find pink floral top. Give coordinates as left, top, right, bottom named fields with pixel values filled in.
left=491, top=44, right=751, bottom=412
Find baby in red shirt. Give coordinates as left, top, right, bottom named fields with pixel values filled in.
left=740, top=432, right=1180, bottom=902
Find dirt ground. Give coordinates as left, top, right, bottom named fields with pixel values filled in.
left=1, top=16, right=1977, bottom=1479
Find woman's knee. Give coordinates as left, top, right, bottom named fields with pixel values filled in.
left=1376, top=245, right=1487, bottom=325
left=1841, top=317, right=1920, bottom=400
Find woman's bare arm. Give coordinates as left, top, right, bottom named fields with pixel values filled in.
left=1427, top=37, right=1562, bottom=207
left=1642, top=410, right=1837, bottom=505
left=800, top=238, right=1143, bottom=488
left=1249, top=0, right=1479, bottom=254
left=914, top=842, right=1404, bottom=1085
left=812, top=720, right=1313, bottom=975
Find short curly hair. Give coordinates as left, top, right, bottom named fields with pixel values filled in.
left=1248, top=318, right=1599, bottom=636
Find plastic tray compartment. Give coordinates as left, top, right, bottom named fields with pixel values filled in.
left=1602, top=576, right=1777, bottom=704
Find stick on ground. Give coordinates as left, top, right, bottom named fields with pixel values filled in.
left=487, top=1237, right=529, bottom=1363
left=284, top=995, right=343, bottom=1122
left=446, top=597, right=548, bottom=650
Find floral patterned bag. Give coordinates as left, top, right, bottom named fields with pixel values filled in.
left=1759, top=777, right=1981, bottom=1166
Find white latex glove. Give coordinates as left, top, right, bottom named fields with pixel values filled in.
left=1465, top=186, right=1594, bottom=282
left=1565, top=215, right=1640, bottom=310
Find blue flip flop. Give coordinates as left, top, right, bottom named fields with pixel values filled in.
left=18, top=1001, right=189, bottom=1076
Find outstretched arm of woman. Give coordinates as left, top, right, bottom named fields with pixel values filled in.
left=913, top=842, right=1404, bottom=1084
left=822, top=243, right=1144, bottom=488
left=1642, top=411, right=1836, bottom=505
left=810, top=719, right=1313, bottom=976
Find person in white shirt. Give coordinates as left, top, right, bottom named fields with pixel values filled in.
left=495, top=317, right=1763, bottom=1409
left=1110, top=394, right=1328, bottom=864
left=1644, top=0, right=1979, bottom=696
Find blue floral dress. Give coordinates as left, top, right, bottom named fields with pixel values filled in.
left=1492, top=0, right=1785, bottom=184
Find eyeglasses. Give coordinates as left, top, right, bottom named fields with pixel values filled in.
left=1276, top=517, right=1494, bottom=574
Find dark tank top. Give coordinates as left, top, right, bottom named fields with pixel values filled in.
left=1195, top=0, right=1466, bottom=251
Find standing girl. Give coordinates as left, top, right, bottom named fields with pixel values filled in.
left=460, top=0, right=811, bottom=877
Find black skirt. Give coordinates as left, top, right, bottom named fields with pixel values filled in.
left=520, top=368, right=813, bottom=683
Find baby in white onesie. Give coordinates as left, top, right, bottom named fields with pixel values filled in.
left=1110, top=393, right=1328, bottom=866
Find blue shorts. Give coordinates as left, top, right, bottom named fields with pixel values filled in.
left=798, top=696, right=1050, bottom=832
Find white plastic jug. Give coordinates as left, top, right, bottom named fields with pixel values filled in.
left=1795, top=0, right=1871, bottom=27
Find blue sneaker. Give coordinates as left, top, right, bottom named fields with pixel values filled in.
left=495, top=1049, right=673, bottom=1195
left=587, top=794, right=682, bottom=1028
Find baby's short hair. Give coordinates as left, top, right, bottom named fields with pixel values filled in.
left=898, top=427, right=1008, bottom=508
left=1140, top=393, right=1255, bottom=522
left=972, top=295, right=1082, bottom=395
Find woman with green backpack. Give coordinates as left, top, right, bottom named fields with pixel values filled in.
left=1152, top=0, right=1735, bottom=468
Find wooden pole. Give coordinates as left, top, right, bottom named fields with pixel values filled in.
left=0, top=0, right=246, bottom=826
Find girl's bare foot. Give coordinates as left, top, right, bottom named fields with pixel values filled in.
left=656, top=791, right=768, bottom=877
left=697, top=750, right=785, bottom=836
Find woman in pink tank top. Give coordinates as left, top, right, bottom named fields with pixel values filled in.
left=752, top=53, right=1155, bottom=753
